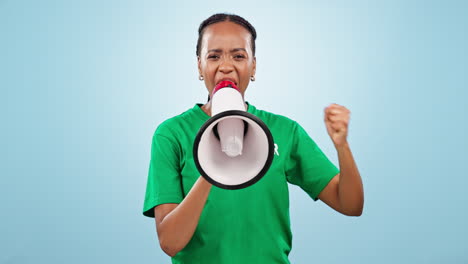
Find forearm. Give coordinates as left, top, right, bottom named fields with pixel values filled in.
left=158, top=176, right=212, bottom=256
left=336, top=142, right=364, bottom=216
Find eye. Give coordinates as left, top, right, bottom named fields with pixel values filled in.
left=208, top=54, right=219, bottom=59
left=234, top=54, right=246, bottom=59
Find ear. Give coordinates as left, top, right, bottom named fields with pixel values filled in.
left=252, top=56, right=256, bottom=76
left=197, top=56, right=202, bottom=76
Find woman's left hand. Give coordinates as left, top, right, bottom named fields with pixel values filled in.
left=324, top=103, right=350, bottom=148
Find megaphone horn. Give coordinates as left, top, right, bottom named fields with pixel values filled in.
left=193, top=80, right=274, bottom=190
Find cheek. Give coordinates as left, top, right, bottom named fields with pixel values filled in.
left=201, top=61, right=213, bottom=72
left=204, top=66, right=218, bottom=79
left=240, top=70, right=251, bottom=83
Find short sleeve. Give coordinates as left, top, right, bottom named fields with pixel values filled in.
left=142, top=133, right=184, bottom=218
left=285, top=121, right=340, bottom=201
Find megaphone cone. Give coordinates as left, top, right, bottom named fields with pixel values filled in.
left=193, top=81, right=274, bottom=190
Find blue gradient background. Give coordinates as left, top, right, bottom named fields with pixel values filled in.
left=1, top=1, right=467, bottom=263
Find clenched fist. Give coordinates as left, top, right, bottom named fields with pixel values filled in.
left=324, top=103, right=350, bottom=148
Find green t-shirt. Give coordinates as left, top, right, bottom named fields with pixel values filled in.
left=143, top=102, right=340, bottom=264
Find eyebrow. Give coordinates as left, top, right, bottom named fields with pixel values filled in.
left=207, top=48, right=247, bottom=53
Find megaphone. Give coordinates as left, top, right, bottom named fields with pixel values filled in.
left=193, top=80, right=274, bottom=190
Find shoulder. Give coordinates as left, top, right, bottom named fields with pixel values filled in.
left=251, top=104, right=298, bottom=128
left=153, top=107, right=195, bottom=138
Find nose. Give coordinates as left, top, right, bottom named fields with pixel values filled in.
left=218, top=57, right=234, bottom=73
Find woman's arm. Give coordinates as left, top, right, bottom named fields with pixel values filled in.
left=336, top=142, right=364, bottom=215
left=154, top=176, right=212, bottom=257
left=318, top=103, right=364, bottom=216
left=318, top=142, right=364, bottom=216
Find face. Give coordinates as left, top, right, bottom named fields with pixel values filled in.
left=198, top=21, right=256, bottom=99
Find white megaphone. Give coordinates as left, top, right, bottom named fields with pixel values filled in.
left=193, top=80, right=274, bottom=190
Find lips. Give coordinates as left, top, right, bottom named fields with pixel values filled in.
left=213, top=79, right=239, bottom=93
left=217, top=78, right=237, bottom=86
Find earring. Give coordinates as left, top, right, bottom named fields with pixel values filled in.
left=199, top=75, right=204, bottom=81
left=250, top=76, right=255, bottom=82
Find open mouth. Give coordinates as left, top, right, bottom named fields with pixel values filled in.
left=214, top=79, right=239, bottom=91
left=217, top=79, right=237, bottom=86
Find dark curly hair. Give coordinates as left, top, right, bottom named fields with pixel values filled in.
left=196, top=13, right=257, bottom=57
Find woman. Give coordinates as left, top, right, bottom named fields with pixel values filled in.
left=143, top=13, right=364, bottom=264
